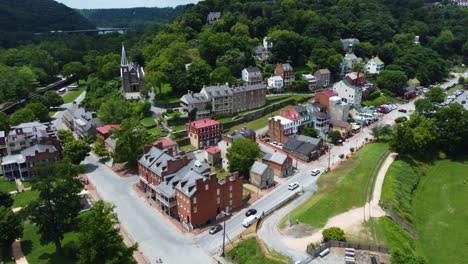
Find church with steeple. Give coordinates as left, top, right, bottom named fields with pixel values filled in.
left=120, top=44, right=145, bottom=100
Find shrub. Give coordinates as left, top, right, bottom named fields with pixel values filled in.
left=339, top=154, right=345, bottom=159
left=166, top=108, right=174, bottom=114
left=322, top=227, right=346, bottom=242
left=350, top=147, right=355, bottom=153
left=307, top=242, right=320, bottom=249
left=395, top=116, right=407, bottom=123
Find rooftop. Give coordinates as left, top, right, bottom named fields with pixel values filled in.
left=21, top=144, right=57, bottom=157
left=244, top=66, right=261, bottom=73
left=186, top=118, right=220, bottom=129
left=250, top=161, right=269, bottom=175
left=321, top=89, right=338, bottom=98
left=153, top=139, right=178, bottom=148
left=263, top=152, right=288, bottom=165
left=205, top=146, right=221, bottom=155
left=96, top=124, right=121, bottom=135
left=269, top=116, right=293, bottom=125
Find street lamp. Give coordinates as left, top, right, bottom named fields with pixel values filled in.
left=327, top=143, right=332, bottom=171
left=221, top=210, right=230, bottom=257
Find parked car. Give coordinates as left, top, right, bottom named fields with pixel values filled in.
left=288, top=182, right=300, bottom=190
left=398, top=109, right=407, bottom=113
left=311, top=169, right=321, bottom=176
left=242, top=215, right=259, bottom=228
left=209, top=224, right=223, bottom=234
left=245, top=208, right=257, bottom=217
left=462, top=100, right=466, bottom=104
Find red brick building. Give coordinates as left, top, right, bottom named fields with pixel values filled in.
left=186, top=118, right=221, bottom=149
left=274, top=63, right=294, bottom=87
left=344, top=72, right=366, bottom=87
left=138, top=143, right=243, bottom=229
left=314, top=89, right=338, bottom=112
left=262, top=152, right=293, bottom=177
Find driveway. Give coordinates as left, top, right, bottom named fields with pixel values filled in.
left=84, top=155, right=215, bottom=264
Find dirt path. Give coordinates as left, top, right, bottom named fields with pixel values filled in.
left=12, top=239, right=28, bottom=264
left=279, top=153, right=397, bottom=251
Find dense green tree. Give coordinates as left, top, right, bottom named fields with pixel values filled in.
left=112, top=118, right=154, bottom=168
left=0, top=207, right=23, bottom=250
left=216, top=49, right=246, bottom=77
left=0, top=112, right=9, bottom=131
left=61, top=61, right=88, bottom=84
left=28, top=160, right=83, bottom=254
left=98, top=97, right=128, bottom=125
left=57, top=129, right=75, bottom=145
left=78, top=200, right=137, bottom=264
left=376, top=70, right=407, bottom=94
left=210, top=66, right=235, bottom=85
left=414, top=98, right=436, bottom=115
left=425, top=87, right=446, bottom=103
left=269, top=30, right=305, bottom=65
left=9, top=108, right=36, bottom=125
left=329, top=130, right=342, bottom=145
left=96, top=53, right=120, bottom=81
left=63, top=140, right=91, bottom=164
left=93, top=140, right=110, bottom=159
left=0, top=191, right=13, bottom=208
left=145, top=71, right=168, bottom=95
left=322, top=227, right=346, bottom=242
left=43, top=91, right=64, bottom=108
left=370, top=124, right=393, bottom=141
left=353, top=42, right=374, bottom=59
left=226, top=138, right=260, bottom=177
left=302, top=127, right=318, bottom=138
left=127, top=101, right=151, bottom=119
left=25, top=103, right=50, bottom=122
left=186, top=59, right=212, bottom=89
left=433, top=103, right=468, bottom=155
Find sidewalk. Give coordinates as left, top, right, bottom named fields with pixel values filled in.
left=12, top=239, right=28, bottom=264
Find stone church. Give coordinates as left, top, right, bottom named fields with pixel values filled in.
left=120, top=44, right=145, bottom=100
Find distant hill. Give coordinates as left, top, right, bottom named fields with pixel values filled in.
left=79, top=6, right=185, bottom=28
left=0, top=0, right=94, bottom=47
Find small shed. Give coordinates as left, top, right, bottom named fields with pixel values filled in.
left=205, top=146, right=221, bottom=166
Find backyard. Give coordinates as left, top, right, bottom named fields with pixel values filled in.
left=370, top=157, right=468, bottom=264
left=282, top=143, right=389, bottom=229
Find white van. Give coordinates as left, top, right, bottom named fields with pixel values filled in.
left=58, top=88, right=67, bottom=94
left=242, top=215, right=259, bottom=227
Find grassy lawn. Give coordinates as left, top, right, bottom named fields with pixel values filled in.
left=447, top=84, right=462, bottom=95
left=154, top=84, right=181, bottom=104
left=140, top=117, right=156, bottom=128
left=371, top=157, right=468, bottom=264
left=170, top=124, right=186, bottom=132
left=282, top=143, right=389, bottom=229
left=180, top=144, right=197, bottom=152
left=227, top=237, right=288, bottom=264
left=0, top=178, right=17, bottom=192
left=12, top=190, right=40, bottom=208
left=211, top=167, right=229, bottom=180
left=62, top=87, right=86, bottom=104
left=21, top=221, right=79, bottom=264
left=362, top=95, right=396, bottom=107
left=228, top=109, right=282, bottom=133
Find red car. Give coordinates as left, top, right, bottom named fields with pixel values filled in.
left=398, top=109, right=407, bottom=113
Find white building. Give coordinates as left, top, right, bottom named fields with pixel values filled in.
left=242, top=66, right=263, bottom=85
left=267, top=75, right=284, bottom=91
left=329, top=96, right=350, bottom=122
left=366, top=56, right=385, bottom=74
left=333, top=80, right=362, bottom=106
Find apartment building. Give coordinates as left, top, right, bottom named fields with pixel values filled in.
left=186, top=118, right=221, bottom=149
left=274, top=63, right=294, bottom=87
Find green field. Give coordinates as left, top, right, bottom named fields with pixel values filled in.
left=228, top=109, right=282, bottom=133
left=283, top=143, right=389, bottom=229
left=21, top=221, right=79, bottom=264
left=12, top=190, right=40, bottom=208
left=371, top=157, right=468, bottom=264
left=170, top=124, right=186, bottom=132
left=0, top=178, right=17, bottom=192
left=140, top=117, right=156, bottom=128
left=227, top=238, right=288, bottom=264
left=63, top=87, right=86, bottom=104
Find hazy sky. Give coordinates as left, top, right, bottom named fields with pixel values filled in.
left=55, top=0, right=200, bottom=9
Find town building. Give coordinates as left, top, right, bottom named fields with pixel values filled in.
left=329, top=96, right=350, bottom=122
left=2, top=122, right=61, bottom=156
left=314, top=68, right=331, bottom=89
left=314, top=89, right=338, bottom=112
left=267, top=75, right=284, bottom=92
left=274, top=63, right=294, bottom=87
left=121, top=44, right=145, bottom=100
left=1, top=144, right=60, bottom=180
left=223, top=127, right=256, bottom=144
left=340, top=53, right=363, bottom=75
left=330, top=119, right=352, bottom=137
left=180, top=84, right=267, bottom=117
left=205, top=146, right=221, bottom=166
left=341, top=38, right=360, bottom=52
left=303, top=74, right=318, bottom=90
left=295, top=104, right=330, bottom=136
left=332, top=80, right=362, bottom=106
left=153, top=139, right=179, bottom=156
left=262, top=152, right=293, bottom=177
left=207, top=12, right=221, bottom=24
left=62, top=102, right=100, bottom=139
left=137, top=145, right=243, bottom=229
left=268, top=108, right=302, bottom=144
left=249, top=161, right=274, bottom=189
left=0, top=131, right=6, bottom=156
left=283, top=135, right=324, bottom=162
left=366, top=56, right=385, bottom=74
left=242, top=66, right=263, bottom=85
left=186, top=118, right=221, bottom=149
left=344, top=72, right=366, bottom=87
left=96, top=124, right=120, bottom=140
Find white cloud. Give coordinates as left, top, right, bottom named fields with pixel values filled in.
left=55, top=0, right=200, bottom=9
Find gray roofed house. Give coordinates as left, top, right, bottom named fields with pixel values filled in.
left=249, top=161, right=274, bottom=189
left=207, top=12, right=221, bottom=24
left=5, top=122, right=60, bottom=156
left=242, top=66, right=263, bottom=85
left=263, top=152, right=288, bottom=165
left=283, top=135, right=324, bottom=162
left=62, top=103, right=100, bottom=139
left=20, top=144, right=57, bottom=156
left=341, top=38, right=360, bottom=52
left=224, top=127, right=256, bottom=143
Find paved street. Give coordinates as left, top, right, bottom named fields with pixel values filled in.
left=84, top=155, right=215, bottom=264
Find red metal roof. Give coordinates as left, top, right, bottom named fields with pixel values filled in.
left=96, top=124, right=120, bottom=135
left=153, top=139, right=177, bottom=148
left=186, top=118, right=220, bottom=129
left=205, top=146, right=221, bottom=155
left=321, top=89, right=338, bottom=97
left=280, top=108, right=302, bottom=122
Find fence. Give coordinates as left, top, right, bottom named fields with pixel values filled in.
left=306, top=240, right=389, bottom=258
left=256, top=191, right=300, bottom=231
left=383, top=209, right=419, bottom=239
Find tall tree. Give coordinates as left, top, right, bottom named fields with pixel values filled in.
left=226, top=138, right=260, bottom=177
left=425, top=87, right=446, bottom=103
left=9, top=108, right=36, bottom=125
left=25, top=102, right=50, bottom=122
left=78, top=201, right=137, bottom=264
left=63, top=140, right=91, bottom=164
left=28, top=160, right=83, bottom=254
left=61, top=61, right=88, bottom=84
left=0, top=207, right=23, bottom=250
left=0, top=112, right=9, bottom=131
left=376, top=70, right=407, bottom=94
left=98, top=97, right=128, bottom=125
left=43, top=91, right=64, bottom=108
left=0, top=191, right=13, bottom=208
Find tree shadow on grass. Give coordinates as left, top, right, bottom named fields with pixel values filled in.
left=20, top=240, right=33, bottom=255
left=38, top=241, right=78, bottom=264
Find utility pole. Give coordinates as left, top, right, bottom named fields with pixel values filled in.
left=221, top=210, right=227, bottom=257
left=328, top=143, right=332, bottom=171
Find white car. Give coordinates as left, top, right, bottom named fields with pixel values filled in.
left=311, top=169, right=321, bottom=176
left=288, top=182, right=300, bottom=190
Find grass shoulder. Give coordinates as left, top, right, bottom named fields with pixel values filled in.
left=63, top=87, right=86, bottom=104
left=227, top=237, right=289, bottom=264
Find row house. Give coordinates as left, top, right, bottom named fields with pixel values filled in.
left=295, top=105, right=330, bottom=136
left=274, top=63, right=294, bottom=87
left=267, top=75, right=284, bottom=92
left=268, top=108, right=303, bottom=144
left=366, top=56, right=385, bottom=74
left=62, top=102, right=100, bottom=139
left=340, top=53, right=363, bottom=76
left=1, top=144, right=60, bottom=180
left=223, top=127, right=256, bottom=144
left=180, top=84, right=267, bottom=117
left=242, top=66, right=263, bottom=85
left=1, top=122, right=61, bottom=156
left=186, top=118, right=221, bottom=149
left=332, top=80, right=363, bottom=106
left=283, top=135, right=325, bottom=162
left=329, top=96, right=350, bottom=122
left=262, top=152, right=293, bottom=177
left=138, top=145, right=243, bottom=229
